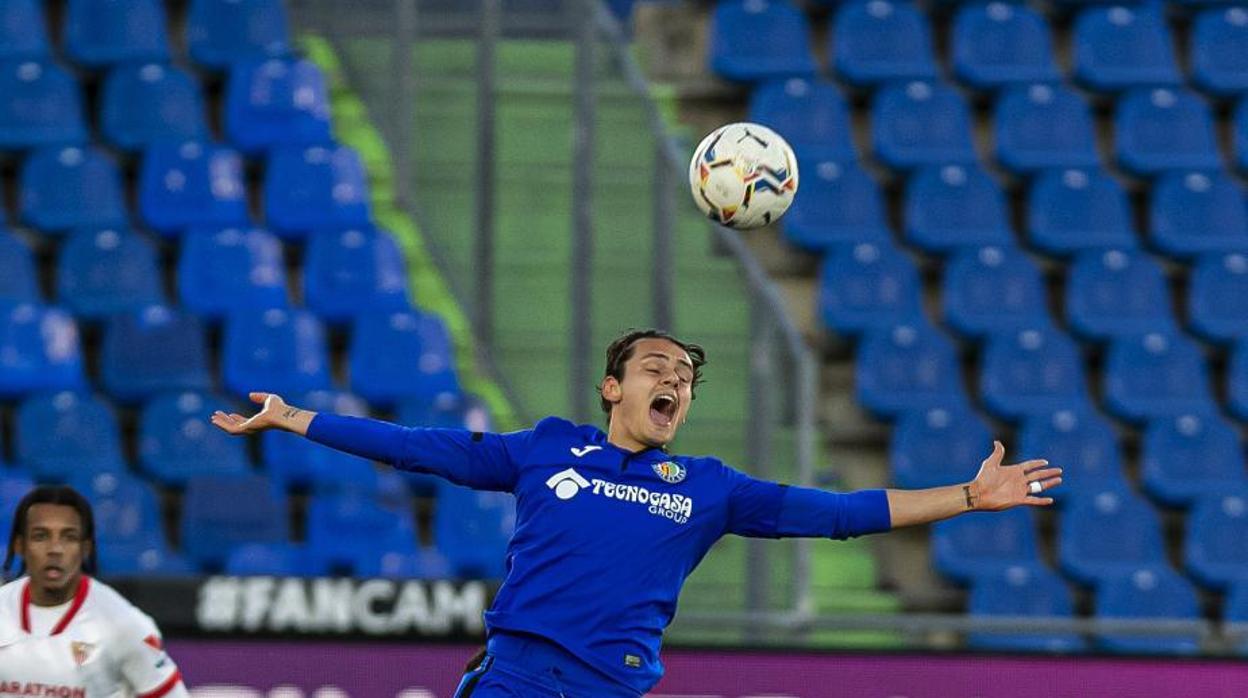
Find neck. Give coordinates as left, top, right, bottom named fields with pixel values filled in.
left=30, top=575, right=78, bottom=607
left=606, top=420, right=651, bottom=453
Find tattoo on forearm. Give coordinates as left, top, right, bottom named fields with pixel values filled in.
left=962, top=485, right=976, bottom=510
left=282, top=407, right=302, bottom=420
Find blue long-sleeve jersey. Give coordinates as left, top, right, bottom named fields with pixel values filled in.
left=307, top=414, right=892, bottom=694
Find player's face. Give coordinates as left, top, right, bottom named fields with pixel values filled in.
left=17, top=504, right=88, bottom=602
left=604, top=338, right=695, bottom=448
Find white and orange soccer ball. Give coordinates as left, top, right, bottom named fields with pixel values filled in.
left=688, top=122, right=798, bottom=229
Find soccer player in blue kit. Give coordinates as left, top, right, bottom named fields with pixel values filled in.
left=211, top=329, right=1063, bottom=697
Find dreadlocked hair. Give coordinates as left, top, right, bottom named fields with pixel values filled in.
left=4, top=486, right=97, bottom=580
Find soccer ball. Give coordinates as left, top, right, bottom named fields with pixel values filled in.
left=688, top=122, right=798, bottom=229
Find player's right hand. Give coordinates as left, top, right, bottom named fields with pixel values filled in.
left=210, top=392, right=289, bottom=435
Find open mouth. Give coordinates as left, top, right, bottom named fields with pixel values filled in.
left=649, top=394, right=678, bottom=427
left=44, top=566, right=63, bottom=581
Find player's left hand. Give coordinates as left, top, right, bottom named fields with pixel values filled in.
left=967, top=441, right=1062, bottom=511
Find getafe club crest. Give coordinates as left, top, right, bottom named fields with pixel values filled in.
left=653, top=461, right=686, bottom=484
left=71, top=641, right=95, bottom=666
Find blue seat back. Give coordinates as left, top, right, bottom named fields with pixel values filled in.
left=188, top=0, right=291, bottom=69
left=20, top=146, right=126, bottom=233
left=304, top=226, right=410, bottom=323
left=68, top=471, right=162, bottom=546
left=264, top=145, right=371, bottom=239
left=1104, top=332, right=1213, bottom=422
left=1026, top=168, right=1136, bottom=255
left=904, top=164, right=1013, bottom=252
left=967, top=564, right=1083, bottom=652
left=1065, top=249, right=1174, bottom=340
left=1018, top=409, right=1126, bottom=502
left=818, top=242, right=922, bottom=336
left=995, top=83, right=1098, bottom=173
left=1060, top=487, right=1167, bottom=584
left=1191, top=253, right=1248, bottom=342
left=708, top=0, right=816, bottom=83
left=16, top=391, right=124, bottom=479
left=64, top=0, right=170, bottom=67
left=350, top=310, right=461, bottom=410
left=0, top=60, right=85, bottom=150
left=1142, top=413, right=1247, bottom=506
left=0, top=229, right=38, bottom=304
left=1150, top=170, right=1248, bottom=258
left=181, top=474, right=288, bottom=570
left=57, top=228, right=164, bottom=321
left=225, top=58, right=331, bottom=154
left=1073, top=6, right=1180, bottom=92
left=139, top=142, right=249, bottom=237
left=307, top=491, right=415, bottom=567
left=0, top=303, right=84, bottom=399
left=101, top=305, right=210, bottom=403
left=747, top=79, right=854, bottom=163
left=952, top=2, right=1058, bottom=89
left=833, top=0, right=936, bottom=86
left=262, top=391, right=377, bottom=493
left=1116, top=88, right=1221, bottom=175
left=178, top=227, right=288, bottom=321
left=139, top=392, right=250, bottom=485
left=856, top=321, right=964, bottom=417
left=783, top=160, right=889, bottom=252
left=872, top=80, right=976, bottom=170
left=223, top=308, right=331, bottom=401
left=890, top=403, right=991, bottom=490
left=981, top=326, right=1087, bottom=420
left=434, top=482, right=515, bottom=579
left=1095, top=566, right=1201, bottom=655
left=100, top=63, right=207, bottom=151
left=932, top=508, right=1039, bottom=583
left=1186, top=491, right=1248, bottom=590
left=942, top=246, right=1047, bottom=337
left=0, top=0, right=49, bottom=60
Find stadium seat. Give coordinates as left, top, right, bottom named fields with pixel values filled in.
left=871, top=81, right=977, bottom=171
left=349, top=310, right=461, bottom=410
left=856, top=321, right=965, bottom=418
left=748, top=79, right=855, bottom=165
left=1059, top=487, right=1168, bottom=586
left=1141, top=413, right=1247, bottom=508
left=261, top=390, right=380, bottom=493
left=1072, top=6, right=1180, bottom=93
left=187, top=0, right=292, bottom=70
left=224, top=58, right=332, bottom=154
left=303, top=226, right=410, bottom=324
left=967, top=564, right=1084, bottom=653
left=0, top=303, right=85, bottom=399
left=1149, top=171, right=1248, bottom=258
left=63, top=0, right=170, bottom=68
left=1189, top=254, right=1248, bottom=342
left=942, top=246, right=1048, bottom=338
left=782, top=160, right=890, bottom=252
left=904, top=165, right=1013, bottom=253
left=1026, top=168, right=1137, bottom=256
left=177, top=227, right=289, bottom=321
left=889, top=403, right=991, bottom=490
left=1065, top=249, right=1175, bottom=341
left=1190, top=7, right=1248, bottom=97
left=98, top=541, right=195, bottom=578
left=355, top=547, right=454, bottom=580
left=1230, top=342, right=1248, bottom=423
left=139, top=142, right=248, bottom=238
left=100, top=63, right=207, bottom=152
left=222, top=308, right=331, bottom=401
left=263, top=145, right=371, bottom=239
left=708, top=0, right=817, bottom=83
left=980, top=326, right=1087, bottom=421
left=1104, top=332, right=1215, bottom=423
left=0, top=0, right=49, bottom=60
left=68, top=471, right=163, bottom=547
left=434, top=482, right=515, bottom=578
left=951, top=3, right=1060, bottom=91
left=19, top=146, right=126, bottom=234
left=0, top=230, right=38, bottom=304
left=181, top=474, right=288, bottom=570
left=831, top=0, right=936, bottom=87
left=139, top=392, right=249, bottom=487
left=994, top=84, right=1099, bottom=175
left=225, top=543, right=328, bottom=577
left=817, top=242, right=922, bottom=337
left=1116, top=89, right=1221, bottom=176
left=932, top=508, right=1039, bottom=584
left=0, top=61, right=86, bottom=150
left=307, top=490, right=416, bottom=572
left=100, top=306, right=211, bottom=404
left=15, top=392, right=124, bottom=480
left=0, top=473, right=36, bottom=544
left=1186, top=491, right=1248, bottom=591
left=56, top=228, right=164, bottom=321
left=1017, top=409, right=1128, bottom=507
left=1095, top=566, right=1201, bottom=655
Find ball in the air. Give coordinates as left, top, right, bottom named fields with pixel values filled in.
left=688, top=122, right=798, bottom=229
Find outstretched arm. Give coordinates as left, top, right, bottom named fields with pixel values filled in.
left=211, top=392, right=317, bottom=436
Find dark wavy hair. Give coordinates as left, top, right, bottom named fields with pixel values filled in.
left=598, top=328, right=707, bottom=416
left=4, top=486, right=97, bottom=579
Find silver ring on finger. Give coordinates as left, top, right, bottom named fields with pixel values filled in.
left=1028, top=480, right=1043, bottom=495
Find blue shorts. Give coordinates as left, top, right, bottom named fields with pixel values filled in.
left=453, top=632, right=640, bottom=698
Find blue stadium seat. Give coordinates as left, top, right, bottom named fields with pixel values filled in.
left=307, top=490, right=415, bottom=572
left=1189, top=253, right=1248, bottom=342
left=952, top=3, right=1060, bottom=91
left=225, top=58, right=332, bottom=154
left=0, top=229, right=38, bottom=304
left=1186, top=491, right=1248, bottom=591
left=942, top=246, right=1048, bottom=338
left=994, top=84, right=1099, bottom=175
left=1190, top=7, right=1248, bottom=97
left=100, top=306, right=211, bottom=404
left=354, top=547, right=454, bottom=580
left=63, top=0, right=170, bottom=68
left=1059, top=487, right=1168, bottom=586
left=434, top=482, right=515, bottom=579
left=139, top=142, right=249, bottom=238
left=856, top=321, right=964, bottom=418
left=181, top=474, right=288, bottom=570
left=225, top=543, right=328, bottom=577
left=1149, top=171, right=1248, bottom=258
left=968, top=564, right=1084, bottom=653
left=890, top=403, right=991, bottom=490
left=0, top=61, right=86, bottom=150
left=303, top=226, right=410, bottom=324
left=100, top=63, right=207, bottom=152
left=349, top=310, right=461, bottom=410
left=708, top=0, right=817, bottom=83
left=15, top=392, right=124, bottom=480
left=0, top=303, right=85, bottom=399
left=261, top=390, right=380, bottom=493
left=223, top=308, right=331, bottom=401
left=0, top=473, right=36, bottom=545
left=264, top=145, right=371, bottom=240
left=1026, top=168, right=1137, bottom=256
left=98, top=541, right=195, bottom=578
left=1095, top=566, right=1201, bottom=655
left=817, top=242, right=922, bottom=337
left=68, top=471, right=163, bottom=547
left=904, top=165, right=1013, bottom=253
left=0, top=0, right=49, bottom=60
left=932, top=508, right=1039, bottom=584
left=782, top=160, right=889, bottom=252
left=1072, top=6, right=1180, bottom=93
left=1142, top=413, right=1246, bottom=507
left=177, top=227, right=288, bottom=321
left=832, top=0, right=936, bottom=86
left=139, top=392, right=249, bottom=487
left=1104, top=332, right=1215, bottom=423
left=981, top=327, right=1087, bottom=421
left=1017, top=409, right=1128, bottom=507
left=1237, top=99, right=1248, bottom=174
left=187, top=0, right=291, bottom=70
left=19, top=146, right=126, bottom=234
left=56, top=228, right=164, bottom=321
left=1230, top=342, right=1248, bottom=423
left=747, top=79, right=855, bottom=164
left=871, top=81, right=976, bottom=171
left=1116, top=89, right=1221, bottom=176
left=1065, top=249, right=1175, bottom=341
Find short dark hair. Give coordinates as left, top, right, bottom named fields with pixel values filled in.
left=4, top=486, right=97, bottom=579
left=599, top=328, right=707, bottom=416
